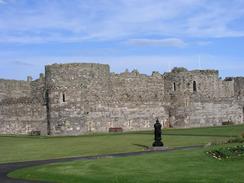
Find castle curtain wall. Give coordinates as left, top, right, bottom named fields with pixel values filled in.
left=106, top=71, right=168, bottom=131
left=0, top=79, right=31, bottom=101
left=0, top=99, right=47, bottom=135
left=172, top=100, right=243, bottom=128
left=0, top=64, right=244, bottom=136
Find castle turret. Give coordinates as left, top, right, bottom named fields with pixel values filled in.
left=164, top=67, right=219, bottom=101
left=45, top=63, right=111, bottom=135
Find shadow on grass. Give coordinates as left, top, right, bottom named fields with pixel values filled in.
left=132, top=143, right=149, bottom=149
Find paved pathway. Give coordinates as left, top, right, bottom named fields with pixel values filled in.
left=0, top=145, right=203, bottom=183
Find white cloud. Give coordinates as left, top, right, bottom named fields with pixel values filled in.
left=185, top=1, right=244, bottom=37
left=0, top=33, right=92, bottom=44
left=128, top=38, right=187, bottom=47
left=0, top=0, right=244, bottom=43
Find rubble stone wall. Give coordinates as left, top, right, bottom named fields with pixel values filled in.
left=0, top=98, right=47, bottom=135
left=110, top=71, right=165, bottom=102
left=45, top=63, right=112, bottom=135
left=172, top=100, right=243, bottom=128
left=0, top=79, right=31, bottom=102
left=86, top=102, right=169, bottom=133
left=0, top=63, right=243, bottom=135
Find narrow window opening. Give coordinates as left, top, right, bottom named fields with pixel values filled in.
left=185, top=99, right=188, bottom=107
left=62, top=93, right=66, bottom=102
left=193, top=81, right=197, bottom=92
left=173, top=82, right=176, bottom=91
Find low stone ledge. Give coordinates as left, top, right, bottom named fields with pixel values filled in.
left=145, top=146, right=169, bottom=151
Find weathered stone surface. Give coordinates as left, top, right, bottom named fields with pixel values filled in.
left=0, top=79, right=31, bottom=102
left=0, top=64, right=244, bottom=135
left=0, top=101, right=47, bottom=135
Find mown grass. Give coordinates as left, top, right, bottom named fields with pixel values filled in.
left=0, top=124, right=243, bottom=164
left=163, top=124, right=244, bottom=137
left=0, top=134, right=223, bottom=164
left=9, top=144, right=244, bottom=183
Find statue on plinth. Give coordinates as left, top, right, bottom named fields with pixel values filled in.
left=152, top=118, right=164, bottom=147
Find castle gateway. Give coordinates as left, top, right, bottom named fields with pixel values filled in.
left=0, top=63, right=244, bottom=135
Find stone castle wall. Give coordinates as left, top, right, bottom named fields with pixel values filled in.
left=102, top=70, right=168, bottom=132
left=218, top=79, right=235, bottom=98
left=45, top=63, right=112, bottom=135
left=189, top=100, right=243, bottom=127
left=0, top=79, right=32, bottom=102
left=110, top=70, right=165, bottom=102
left=234, top=77, right=244, bottom=100
left=0, top=97, right=47, bottom=135
left=172, top=100, right=243, bottom=128
left=0, top=63, right=243, bottom=135
left=30, top=75, right=46, bottom=104
left=163, top=68, right=235, bottom=100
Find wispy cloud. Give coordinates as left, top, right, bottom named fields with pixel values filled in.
left=128, top=38, right=187, bottom=47
left=0, top=0, right=243, bottom=43
left=0, top=33, right=92, bottom=44
left=0, top=0, right=6, bottom=4
left=11, top=60, right=34, bottom=66
left=196, top=41, right=212, bottom=46
left=186, top=1, right=244, bottom=37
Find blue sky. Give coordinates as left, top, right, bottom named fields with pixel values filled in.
left=0, top=0, right=244, bottom=80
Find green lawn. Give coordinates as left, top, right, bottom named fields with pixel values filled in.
left=1, top=124, right=243, bottom=164
left=0, top=134, right=223, bottom=164
left=9, top=145, right=244, bottom=183
left=163, top=124, right=244, bottom=137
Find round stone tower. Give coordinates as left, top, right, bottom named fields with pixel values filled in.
left=45, top=63, right=111, bottom=135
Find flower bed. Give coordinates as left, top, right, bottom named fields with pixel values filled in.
left=206, top=145, right=244, bottom=160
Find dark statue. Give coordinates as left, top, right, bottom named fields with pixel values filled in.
left=152, top=118, right=164, bottom=147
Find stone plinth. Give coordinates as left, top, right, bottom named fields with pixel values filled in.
left=146, top=146, right=169, bottom=151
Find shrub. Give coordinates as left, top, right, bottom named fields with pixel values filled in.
left=227, top=137, right=244, bottom=144
left=241, top=132, right=244, bottom=139
left=206, top=145, right=244, bottom=160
